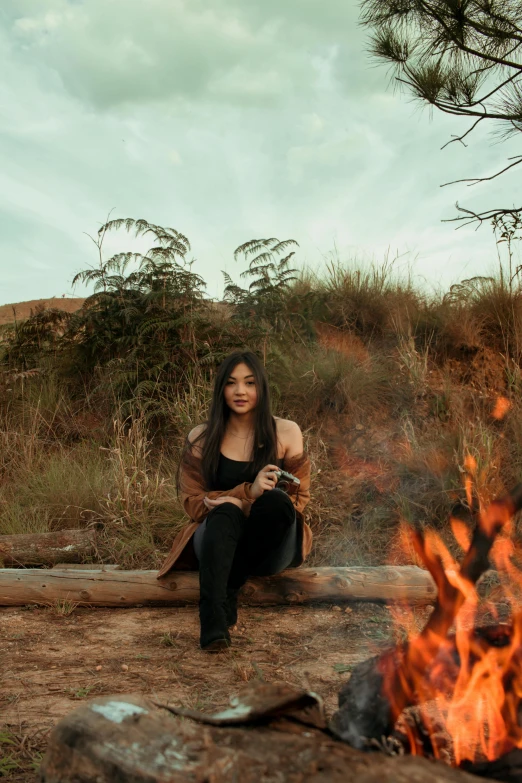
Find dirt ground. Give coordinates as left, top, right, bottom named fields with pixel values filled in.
left=0, top=601, right=429, bottom=780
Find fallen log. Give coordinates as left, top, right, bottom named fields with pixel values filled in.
left=0, top=565, right=436, bottom=607
left=0, top=528, right=97, bottom=567
left=39, top=690, right=485, bottom=783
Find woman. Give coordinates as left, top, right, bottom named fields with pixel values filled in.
left=157, top=350, right=312, bottom=651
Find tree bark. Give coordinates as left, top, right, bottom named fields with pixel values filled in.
left=39, top=693, right=484, bottom=783
left=51, top=563, right=121, bottom=570
left=0, top=565, right=437, bottom=607
left=0, top=528, right=97, bottom=567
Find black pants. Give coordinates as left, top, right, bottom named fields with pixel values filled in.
left=194, top=488, right=297, bottom=588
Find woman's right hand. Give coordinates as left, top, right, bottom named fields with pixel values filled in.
left=249, top=464, right=281, bottom=500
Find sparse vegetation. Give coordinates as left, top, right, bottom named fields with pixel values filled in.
left=68, top=686, right=93, bottom=700
left=48, top=598, right=79, bottom=618
left=2, top=217, right=522, bottom=569
left=0, top=730, right=45, bottom=778
left=160, top=631, right=179, bottom=647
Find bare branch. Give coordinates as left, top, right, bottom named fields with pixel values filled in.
left=441, top=155, right=522, bottom=188
left=469, top=70, right=522, bottom=108
left=440, top=116, right=485, bottom=149
left=443, top=203, right=522, bottom=229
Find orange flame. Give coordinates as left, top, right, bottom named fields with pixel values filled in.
left=450, top=517, right=471, bottom=552
left=463, top=454, right=477, bottom=510
left=385, top=493, right=522, bottom=767
left=492, top=396, right=511, bottom=421
left=464, top=454, right=477, bottom=475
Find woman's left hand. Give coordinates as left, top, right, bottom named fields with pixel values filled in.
left=203, top=496, right=243, bottom=510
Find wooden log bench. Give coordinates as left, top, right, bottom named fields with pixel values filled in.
left=0, top=565, right=437, bottom=607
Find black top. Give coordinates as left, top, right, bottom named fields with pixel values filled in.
left=214, top=453, right=284, bottom=491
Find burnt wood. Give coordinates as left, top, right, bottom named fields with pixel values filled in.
left=330, top=484, right=522, bottom=760
left=39, top=692, right=486, bottom=783
left=461, top=748, right=522, bottom=782
left=330, top=624, right=520, bottom=751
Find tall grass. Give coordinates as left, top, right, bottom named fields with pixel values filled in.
left=300, top=256, right=424, bottom=340
left=2, top=239, right=522, bottom=568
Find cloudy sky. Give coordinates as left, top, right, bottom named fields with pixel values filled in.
left=1, top=0, right=520, bottom=306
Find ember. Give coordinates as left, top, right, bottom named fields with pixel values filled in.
left=330, top=483, right=522, bottom=780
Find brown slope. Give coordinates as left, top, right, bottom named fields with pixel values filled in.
left=0, top=298, right=85, bottom=326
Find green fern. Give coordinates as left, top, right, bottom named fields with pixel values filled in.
left=225, top=238, right=300, bottom=334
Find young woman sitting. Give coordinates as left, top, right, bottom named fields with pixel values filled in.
left=157, top=350, right=312, bottom=651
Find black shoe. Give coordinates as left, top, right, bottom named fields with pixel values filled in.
left=226, top=588, right=239, bottom=628
left=199, top=601, right=231, bottom=651
left=201, top=635, right=231, bottom=652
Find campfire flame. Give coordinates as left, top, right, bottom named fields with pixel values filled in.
left=384, top=473, right=522, bottom=767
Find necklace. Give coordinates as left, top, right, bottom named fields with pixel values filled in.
left=228, top=431, right=253, bottom=440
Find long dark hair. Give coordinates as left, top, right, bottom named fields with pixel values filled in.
left=189, top=351, right=278, bottom=489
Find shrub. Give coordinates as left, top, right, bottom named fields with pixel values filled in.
left=2, top=218, right=522, bottom=570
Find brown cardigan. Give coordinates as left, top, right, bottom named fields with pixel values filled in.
left=157, top=451, right=312, bottom=579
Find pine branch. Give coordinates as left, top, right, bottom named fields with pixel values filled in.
left=441, top=154, right=522, bottom=187
left=443, top=202, right=522, bottom=227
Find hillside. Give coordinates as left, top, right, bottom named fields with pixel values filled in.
left=0, top=298, right=85, bottom=326
left=2, top=252, right=522, bottom=780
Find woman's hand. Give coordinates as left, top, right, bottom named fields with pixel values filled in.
left=249, top=464, right=280, bottom=500
left=203, top=496, right=243, bottom=511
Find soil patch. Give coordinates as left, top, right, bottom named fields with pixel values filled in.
left=0, top=602, right=426, bottom=780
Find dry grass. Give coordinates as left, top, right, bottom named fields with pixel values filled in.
left=304, top=256, right=423, bottom=339
left=0, top=342, right=516, bottom=570
left=0, top=385, right=186, bottom=567
left=47, top=598, right=80, bottom=617
left=1, top=260, right=522, bottom=569
left=0, top=298, right=84, bottom=326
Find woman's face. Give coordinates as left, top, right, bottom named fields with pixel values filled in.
left=223, top=362, right=258, bottom=415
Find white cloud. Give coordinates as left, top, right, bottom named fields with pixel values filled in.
left=0, top=0, right=519, bottom=306
left=5, top=0, right=319, bottom=109
left=168, top=149, right=182, bottom=165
